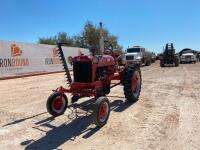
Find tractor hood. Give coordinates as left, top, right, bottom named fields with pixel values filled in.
left=73, top=55, right=115, bottom=66
left=73, top=55, right=92, bottom=62
left=97, top=55, right=115, bottom=66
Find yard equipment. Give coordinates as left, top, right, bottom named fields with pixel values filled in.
left=46, top=23, right=142, bottom=127
left=160, top=43, right=179, bottom=67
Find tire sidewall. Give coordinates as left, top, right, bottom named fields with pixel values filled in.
left=47, top=92, right=68, bottom=117
left=124, top=65, right=142, bottom=102
left=94, top=97, right=110, bottom=127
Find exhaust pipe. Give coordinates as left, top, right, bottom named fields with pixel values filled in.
left=99, top=22, right=104, bottom=55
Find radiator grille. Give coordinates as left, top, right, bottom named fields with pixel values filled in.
left=185, top=55, right=191, bottom=59
left=73, top=61, right=92, bottom=82
left=126, top=55, right=134, bottom=60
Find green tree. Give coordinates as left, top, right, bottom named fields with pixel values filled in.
left=74, top=21, right=123, bottom=53
left=38, top=21, right=123, bottom=54
left=39, top=32, right=74, bottom=46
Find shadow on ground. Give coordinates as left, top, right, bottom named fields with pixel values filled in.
left=2, top=112, right=47, bottom=127
left=21, top=96, right=135, bottom=150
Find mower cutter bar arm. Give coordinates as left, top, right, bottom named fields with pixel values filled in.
left=56, top=42, right=72, bottom=84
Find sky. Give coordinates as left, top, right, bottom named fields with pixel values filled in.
left=0, top=0, right=200, bottom=53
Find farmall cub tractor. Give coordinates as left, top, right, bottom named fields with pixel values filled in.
left=46, top=24, right=142, bottom=127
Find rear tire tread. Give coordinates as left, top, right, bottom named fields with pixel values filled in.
left=123, top=65, right=142, bottom=103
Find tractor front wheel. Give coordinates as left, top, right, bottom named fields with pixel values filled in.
left=47, top=92, right=68, bottom=117
left=124, top=65, right=142, bottom=103
left=93, top=97, right=110, bottom=127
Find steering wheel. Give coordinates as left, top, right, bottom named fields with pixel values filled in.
left=104, top=43, right=113, bottom=55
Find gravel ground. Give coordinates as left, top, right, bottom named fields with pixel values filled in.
left=0, top=62, right=200, bottom=150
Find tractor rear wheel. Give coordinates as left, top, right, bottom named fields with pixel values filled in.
left=124, top=65, right=142, bottom=103
left=93, top=97, right=110, bottom=127
left=47, top=92, right=68, bottom=117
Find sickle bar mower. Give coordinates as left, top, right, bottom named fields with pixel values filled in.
left=46, top=30, right=142, bottom=127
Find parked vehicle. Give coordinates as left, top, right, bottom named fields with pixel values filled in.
left=151, top=52, right=156, bottom=63
left=179, top=48, right=197, bottom=63
left=160, top=43, right=179, bottom=67
left=123, top=46, right=152, bottom=66
left=156, top=53, right=161, bottom=60
left=197, top=52, right=200, bottom=62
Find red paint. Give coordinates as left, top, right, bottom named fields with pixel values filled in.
left=99, top=103, right=108, bottom=120
left=131, top=74, right=138, bottom=92
left=51, top=48, right=139, bottom=101
left=53, top=97, right=63, bottom=110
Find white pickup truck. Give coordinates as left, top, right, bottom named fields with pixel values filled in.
left=179, top=49, right=197, bottom=63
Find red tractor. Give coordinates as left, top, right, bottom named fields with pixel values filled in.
left=46, top=24, right=142, bottom=127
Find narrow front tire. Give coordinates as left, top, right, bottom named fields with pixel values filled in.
left=93, top=97, right=110, bottom=127
left=47, top=92, right=68, bottom=117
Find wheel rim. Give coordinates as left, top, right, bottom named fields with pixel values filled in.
left=131, top=71, right=141, bottom=97
left=52, top=96, right=66, bottom=113
left=99, top=102, right=109, bottom=123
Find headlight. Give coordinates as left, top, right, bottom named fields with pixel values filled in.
left=136, top=56, right=142, bottom=59
left=67, top=56, right=73, bottom=65
left=181, top=55, right=184, bottom=58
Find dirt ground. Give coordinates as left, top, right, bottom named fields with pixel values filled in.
left=0, top=62, right=200, bottom=150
